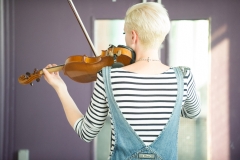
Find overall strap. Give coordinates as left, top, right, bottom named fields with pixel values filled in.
left=102, top=67, right=146, bottom=159
left=144, top=67, right=184, bottom=160
left=179, top=66, right=190, bottom=77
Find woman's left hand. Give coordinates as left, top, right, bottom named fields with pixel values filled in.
left=43, top=64, right=67, bottom=91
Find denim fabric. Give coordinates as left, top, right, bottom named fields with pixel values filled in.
left=102, top=67, right=184, bottom=160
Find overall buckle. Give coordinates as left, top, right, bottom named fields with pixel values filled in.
left=138, top=153, right=155, bottom=159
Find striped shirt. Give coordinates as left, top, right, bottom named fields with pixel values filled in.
left=74, top=67, right=200, bottom=155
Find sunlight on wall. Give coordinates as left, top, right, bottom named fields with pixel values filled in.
left=211, top=24, right=227, bottom=42
left=210, top=36, right=230, bottom=160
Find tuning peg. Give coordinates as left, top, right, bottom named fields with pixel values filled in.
left=26, top=72, right=31, bottom=77
left=33, top=68, right=38, bottom=74
left=36, top=78, right=40, bottom=82
left=116, top=50, right=122, bottom=56
left=30, top=83, right=33, bottom=86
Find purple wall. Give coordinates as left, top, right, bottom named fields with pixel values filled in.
left=15, top=0, right=93, bottom=160
left=13, top=0, right=139, bottom=160
left=2, top=0, right=240, bottom=160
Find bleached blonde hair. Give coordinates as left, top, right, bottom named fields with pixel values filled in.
left=124, top=2, right=170, bottom=48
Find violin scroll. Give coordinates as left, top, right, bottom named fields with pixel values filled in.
left=18, top=65, right=64, bottom=86
left=18, top=68, right=42, bottom=86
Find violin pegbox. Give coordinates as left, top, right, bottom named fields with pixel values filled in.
left=18, top=68, right=42, bottom=86
left=106, top=45, right=124, bottom=68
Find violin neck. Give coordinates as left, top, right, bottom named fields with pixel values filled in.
left=39, top=64, right=64, bottom=75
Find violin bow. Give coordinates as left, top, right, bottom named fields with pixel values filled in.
left=67, top=0, right=97, bottom=57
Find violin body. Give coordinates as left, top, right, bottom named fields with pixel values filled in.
left=64, top=46, right=135, bottom=83
left=18, top=45, right=136, bottom=85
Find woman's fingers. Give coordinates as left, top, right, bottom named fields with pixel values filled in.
left=42, top=64, right=66, bottom=90
left=52, top=64, right=59, bottom=75
left=43, top=64, right=59, bottom=75
left=42, top=68, right=51, bottom=83
left=43, top=64, right=55, bottom=81
left=45, top=64, right=52, bottom=68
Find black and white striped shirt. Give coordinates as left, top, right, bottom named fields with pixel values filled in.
left=74, top=67, right=200, bottom=154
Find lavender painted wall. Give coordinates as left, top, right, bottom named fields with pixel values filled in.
left=15, top=1, right=93, bottom=160
left=4, top=0, right=240, bottom=160
left=14, top=0, right=139, bottom=160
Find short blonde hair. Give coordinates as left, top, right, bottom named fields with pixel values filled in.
left=125, top=2, right=170, bottom=48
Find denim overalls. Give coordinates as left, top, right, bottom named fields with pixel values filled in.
left=102, top=66, right=185, bottom=160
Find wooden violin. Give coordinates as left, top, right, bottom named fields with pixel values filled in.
left=18, top=0, right=135, bottom=86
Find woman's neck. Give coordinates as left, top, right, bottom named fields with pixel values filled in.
left=134, top=45, right=160, bottom=61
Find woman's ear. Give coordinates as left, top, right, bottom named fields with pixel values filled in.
left=131, top=30, right=138, bottom=44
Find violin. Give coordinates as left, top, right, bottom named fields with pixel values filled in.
left=18, top=45, right=135, bottom=85
left=18, top=0, right=135, bottom=86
